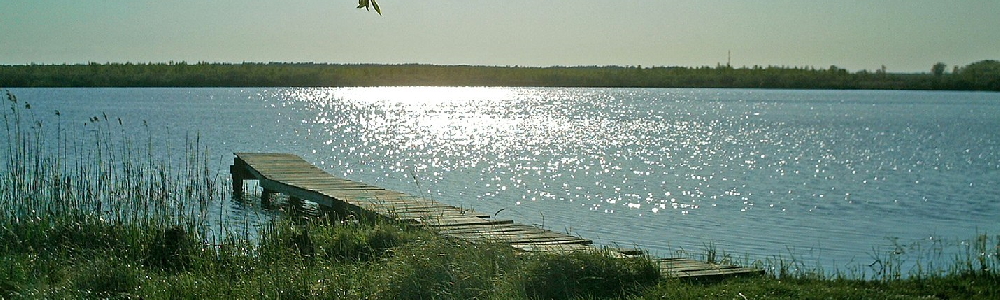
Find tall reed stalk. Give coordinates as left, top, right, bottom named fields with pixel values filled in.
left=1, top=88, right=218, bottom=253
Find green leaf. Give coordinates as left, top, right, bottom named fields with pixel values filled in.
left=356, top=0, right=380, bottom=15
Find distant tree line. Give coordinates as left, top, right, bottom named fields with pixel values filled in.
left=1, top=60, right=998, bottom=91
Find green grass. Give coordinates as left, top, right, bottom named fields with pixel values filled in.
left=643, top=272, right=999, bottom=299
left=3, top=216, right=994, bottom=299
left=0, top=214, right=662, bottom=299
left=2, top=88, right=998, bottom=299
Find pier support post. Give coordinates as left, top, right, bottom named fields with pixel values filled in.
left=261, top=188, right=275, bottom=208
left=230, top=164, right=245, bottom=197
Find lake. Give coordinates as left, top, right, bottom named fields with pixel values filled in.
left=9, top=87, right=1000, bottom=273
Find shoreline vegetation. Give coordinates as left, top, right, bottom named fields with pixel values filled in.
left=2, top=89, right=999, bottom=299
left=2, top=60, right=1000, bottom=91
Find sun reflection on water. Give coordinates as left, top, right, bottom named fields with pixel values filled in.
left=256, top=87, right=1000, bottom=269
left=16, top=87, right=998, bottom=276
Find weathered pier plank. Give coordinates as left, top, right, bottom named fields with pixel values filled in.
left=231, top=153, right=762, bottom=279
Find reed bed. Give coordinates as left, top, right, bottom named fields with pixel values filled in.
left=1, top=89, right=997, bottom=299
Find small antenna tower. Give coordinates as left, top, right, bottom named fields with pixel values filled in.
left=727, top=50, right=731, bottom=68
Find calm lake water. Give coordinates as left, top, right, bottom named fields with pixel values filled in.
left=10, top=87, right=1000, bottom=273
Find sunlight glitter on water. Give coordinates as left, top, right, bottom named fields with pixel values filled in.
left=284, top=88, right=780, bottom=219
left=18, top=87, right=997, bottom=273
left=272, top=88, right=998, bottom=269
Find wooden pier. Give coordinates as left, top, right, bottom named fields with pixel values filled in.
left=231, top=153, right=762, bottom=279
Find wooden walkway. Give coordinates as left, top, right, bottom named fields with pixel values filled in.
left=231, top=153, right=761, bottom=279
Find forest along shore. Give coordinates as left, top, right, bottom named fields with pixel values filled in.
left=2, top=60, right=999, bottom=91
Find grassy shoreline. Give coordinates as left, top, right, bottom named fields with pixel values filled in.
left=3, top=89, right=998, bottom=299
left=2, top=211, right=997, bottom=299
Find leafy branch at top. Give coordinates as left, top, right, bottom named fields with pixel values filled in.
left=357, top=0, right=381, bottom=15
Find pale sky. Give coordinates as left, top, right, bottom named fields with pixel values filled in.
left=2, top=0, right=998, bottom=73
